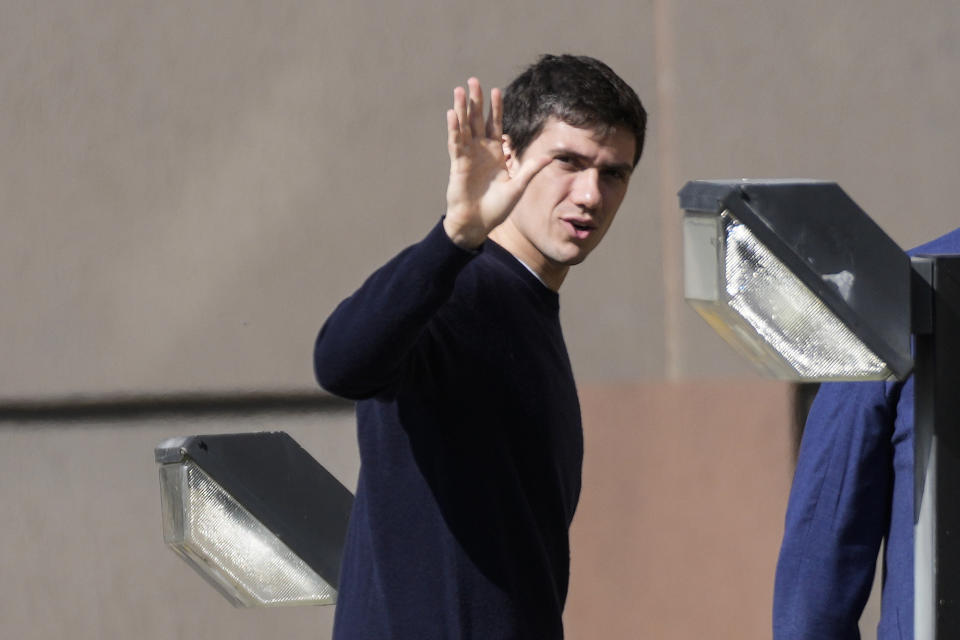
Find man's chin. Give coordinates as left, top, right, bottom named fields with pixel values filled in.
left=549, top=248, right=591, bottom=267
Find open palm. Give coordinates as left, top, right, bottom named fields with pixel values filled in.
left=443, top=78, right=550, bottom=249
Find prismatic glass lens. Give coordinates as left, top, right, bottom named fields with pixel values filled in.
left=721, top=214, right=889, bottom=380
left=159, top=461, right=337, bottom=607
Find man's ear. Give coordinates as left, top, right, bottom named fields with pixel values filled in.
left=502, top=135, right=518, bottom=177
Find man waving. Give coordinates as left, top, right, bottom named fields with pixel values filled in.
left=315, top=54, right=646, bottom=640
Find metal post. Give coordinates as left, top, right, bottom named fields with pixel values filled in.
left=914, top=255, right=960, bottom=639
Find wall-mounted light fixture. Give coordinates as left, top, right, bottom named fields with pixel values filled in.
left=155, top=431, right=353, bottom=608
left=680, top=179, right=960, bottom=640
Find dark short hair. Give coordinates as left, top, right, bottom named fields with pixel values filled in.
left=503, top=54, right=647, bottom=167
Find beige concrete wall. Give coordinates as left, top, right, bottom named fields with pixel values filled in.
left=4, top=1, right=957, bottom=638
left=1, top=0, right=663, bottom=398
left=4, top=1, right=960, bottom=397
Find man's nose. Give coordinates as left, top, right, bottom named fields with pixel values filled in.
left=571, top=168, right=601, bottom=210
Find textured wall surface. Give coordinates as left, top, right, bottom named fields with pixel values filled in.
left=4, top=1, right=960, bottom=398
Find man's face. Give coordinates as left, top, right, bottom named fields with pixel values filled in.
left=496, top=117, right=636, bottom=289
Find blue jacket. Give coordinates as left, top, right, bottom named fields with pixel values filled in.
left=774, top=227, right=960, bottom=639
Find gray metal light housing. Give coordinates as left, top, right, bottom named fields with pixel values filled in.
left=155, top=431, right=353, bottom=607
left=679, top=179, right=913, bottom=381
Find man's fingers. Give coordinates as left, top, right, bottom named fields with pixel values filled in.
left=467, top=77, right=484, bottom=140
left=453, top=86, right=471, bottom=145
left=486, top=87, right=503, bottom=140
left=446, top=109, right=461, bottom=157
left=454, top=78, right=500, bottom=144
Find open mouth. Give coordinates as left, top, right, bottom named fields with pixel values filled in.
left=563, top=219, right=596, bottom=239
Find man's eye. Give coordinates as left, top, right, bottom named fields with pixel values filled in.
left=603, top=169, right=627, bottom=182
left=554, top=156, right=575, bottom=166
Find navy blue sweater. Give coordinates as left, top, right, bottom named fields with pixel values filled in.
left=314, top=221, right=583, bottom=639
left=774, top=227, right=960, bottom=639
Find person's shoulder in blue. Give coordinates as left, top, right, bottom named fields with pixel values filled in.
left=773, top=226, right=960, bottom=640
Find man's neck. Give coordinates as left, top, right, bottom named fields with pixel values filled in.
left=488, top=223, right=568, bottom=291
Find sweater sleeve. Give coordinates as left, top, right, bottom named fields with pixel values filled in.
left=313, top=220, right=478, bottom=400
left=773, top=380, right=897, bottom=639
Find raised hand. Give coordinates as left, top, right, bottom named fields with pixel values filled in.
left=443, top=78, right=551, bottom=249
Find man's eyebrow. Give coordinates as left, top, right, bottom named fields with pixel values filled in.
left=547, top=148, right=634, bottom=173
left=603, top=160, right=635, bottom=174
